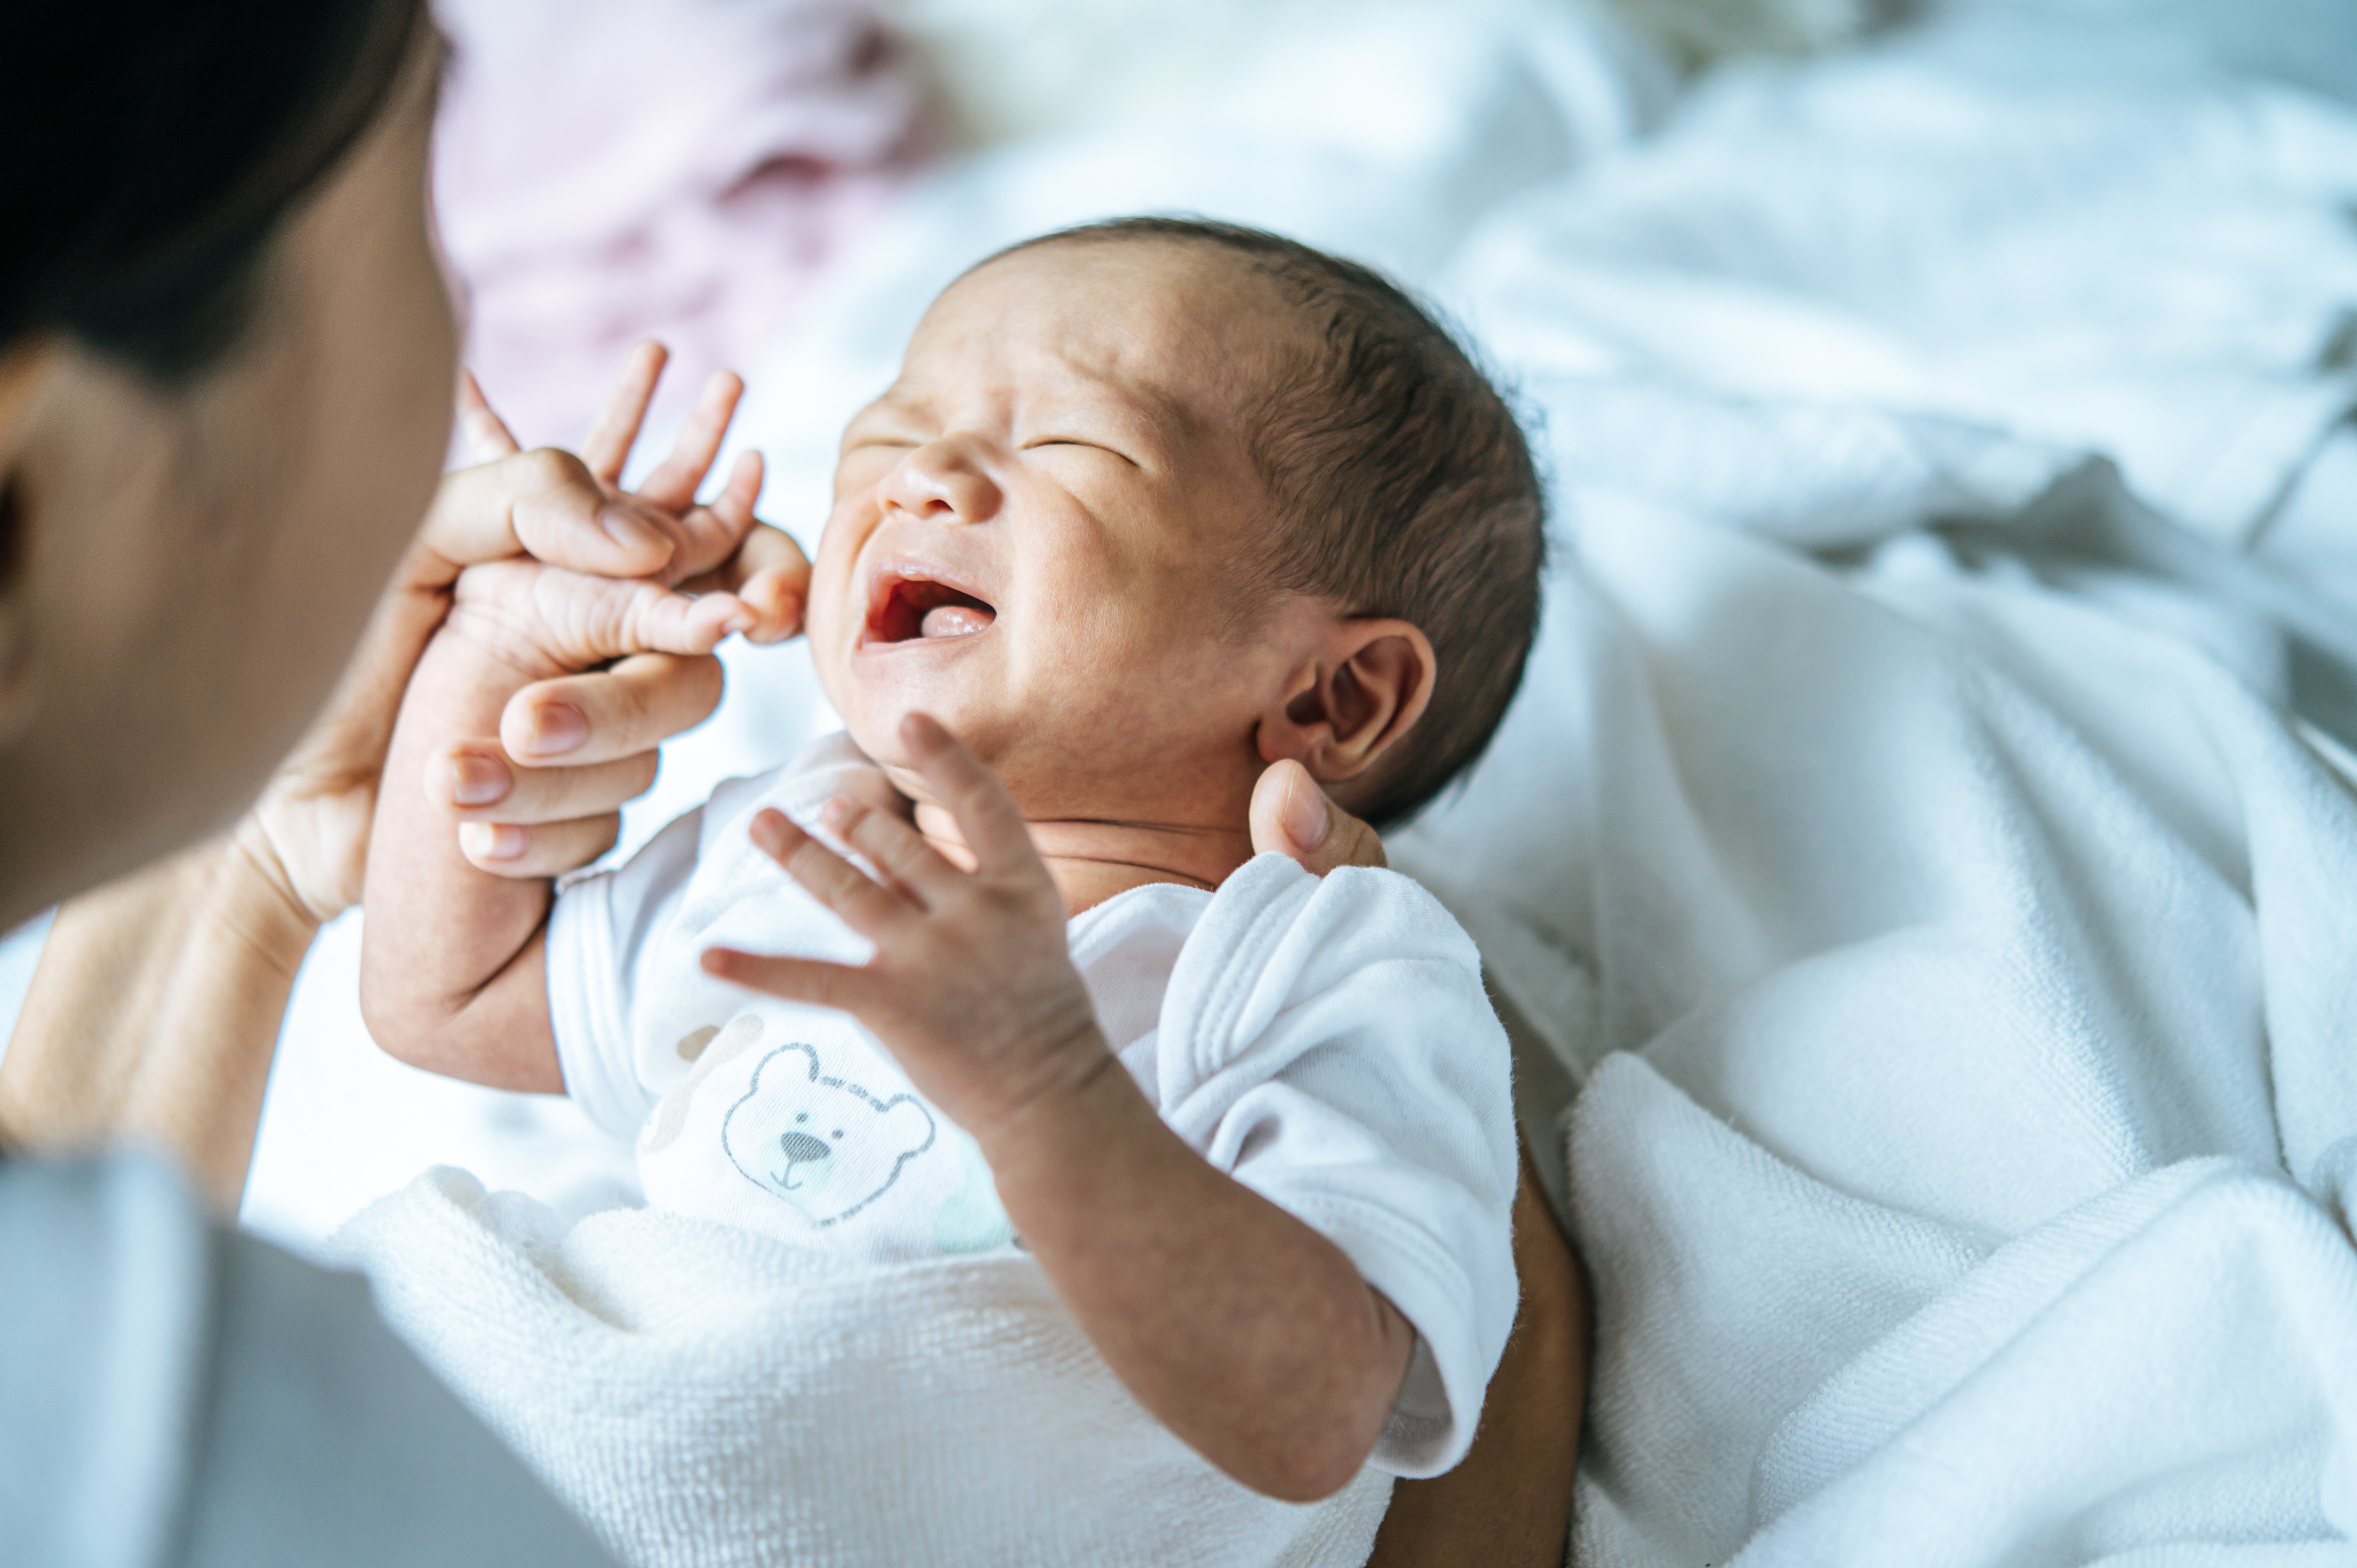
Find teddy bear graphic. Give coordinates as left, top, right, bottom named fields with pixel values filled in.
left=721, top=1042, right=936, bottom=1225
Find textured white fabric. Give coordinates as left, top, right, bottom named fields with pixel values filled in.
left=334, top=1167, right=1394, bottom=1568
left=545, top=736, right=1518, bottom=1480
left=1357, top=10, right=2357, bottom=1559
left=1438, top=4, right=2357, bottom=553
left=1392, top=486, right=2357, bottom=1565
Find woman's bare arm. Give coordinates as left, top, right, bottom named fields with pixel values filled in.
left=1368, top=1142, right=1590, bottom=1567
left=0, top=826, right=318, bottom=1207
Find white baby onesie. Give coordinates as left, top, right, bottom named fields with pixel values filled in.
left=544, top=736, right=1520, bottom=1477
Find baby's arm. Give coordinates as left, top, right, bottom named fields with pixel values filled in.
left=704, top=715, right=1417, bottom=1502
left=363, top=365, right=802, bottom=1089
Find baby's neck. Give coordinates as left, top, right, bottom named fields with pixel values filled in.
left=911, top=803, right=1253, bottom=915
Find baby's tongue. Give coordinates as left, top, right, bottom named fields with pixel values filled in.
left=920, top=604, right=993, bottom=639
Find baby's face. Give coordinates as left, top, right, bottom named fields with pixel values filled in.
left=806, top=242, right=1309, bottom=827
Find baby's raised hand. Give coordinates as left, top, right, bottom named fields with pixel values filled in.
left=701, top=714, right=1109, bottom=1145
left=441, top=348, right=805, bottom=683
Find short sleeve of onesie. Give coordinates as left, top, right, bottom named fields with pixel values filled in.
left=544, top=745, right=1519, bottom=1481
left=1132, top=855, right=1520, bottom=1478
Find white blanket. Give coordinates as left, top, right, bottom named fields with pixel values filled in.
left=334, top=1166, right=1391, bottom=1567
left=1398, top=496, right=2357, bottom=1565
left=1385, top=4, right=2357, bottom=1562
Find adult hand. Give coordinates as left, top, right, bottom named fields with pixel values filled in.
left=246, top=343, right=808, bottom=918
left=1246, top=758, right=1387, bottom=875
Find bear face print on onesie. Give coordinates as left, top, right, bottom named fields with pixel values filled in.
left=636, top=1006, right=1016, bottom=1260
left=720, top=1042, right=935, bottom=1224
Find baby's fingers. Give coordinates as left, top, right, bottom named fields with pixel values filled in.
left=899, top=714, right=1042, bottom=877
left=636, top=371, right=744, bottom=515
left=652, top=452, right=768, bottom=584
left=748, top=809, right=913, bottom=940
left=458, top=370, right=522, bottom=462
left=700, top=948, right=879, bottom=1016
left=580, top=341, right=668, bottom=484
left=680, top=519, right=808, bottom=643
left=822, top=795, right=957, bottom=906
left=618, top=581, right=756, bottom=658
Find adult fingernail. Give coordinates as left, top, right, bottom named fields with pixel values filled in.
left=600, top=506, right=664, bottom=554
left=460, top=822, right=526, bottom=862
left=1283, top=774, right=1328, bottom=851
left=523, top=703, right=587, bottom=757
left=449, top=754, right=509, bottom=806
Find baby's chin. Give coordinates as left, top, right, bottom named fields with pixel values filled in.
left=826, top=683, right=988, bottom=785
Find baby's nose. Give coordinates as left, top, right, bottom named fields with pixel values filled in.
left=778, top=1131, right=831, bottom=1163
left=882, top=437, right=1001, bottom=525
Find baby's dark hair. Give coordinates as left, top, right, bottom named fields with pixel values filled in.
left=990, top=217, right=1546, bottom=829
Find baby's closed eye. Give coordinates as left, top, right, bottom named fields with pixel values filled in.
left=1021, top=436, right=1141, bottom=468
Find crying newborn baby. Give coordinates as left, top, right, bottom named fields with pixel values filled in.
left=360, top=217, right=1548, bottom=1544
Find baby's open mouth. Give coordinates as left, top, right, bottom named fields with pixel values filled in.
left=868, top=572, right=997, bottom=644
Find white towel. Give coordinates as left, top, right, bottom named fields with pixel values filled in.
left=333, top=1167, right=1391, bottom=1568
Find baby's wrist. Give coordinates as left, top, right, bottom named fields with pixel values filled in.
left=972, top=1031, right=1160, bottom=1202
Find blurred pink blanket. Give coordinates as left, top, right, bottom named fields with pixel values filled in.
left=433, top=0, right=922, bottom=450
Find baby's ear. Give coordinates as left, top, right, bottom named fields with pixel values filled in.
left=1261, top=618, right=1435, bottom=785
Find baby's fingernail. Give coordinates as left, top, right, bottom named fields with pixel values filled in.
left=523, top=703, right=587, bottom=757
left=1283, top=776, right=1329, bottom=850
left=449, top=754, right=509, bottom=806
left=600, top=506, right=664, bottom=553
left=460, top=822, right=526, bottom=862
left=819, top=796, right=852, bottom=828
left=749, top=810, right=788, bottom=853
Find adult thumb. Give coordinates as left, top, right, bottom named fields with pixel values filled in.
left=1248, top=759, right=1386, bottom=875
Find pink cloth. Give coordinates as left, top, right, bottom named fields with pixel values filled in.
left=433, top=0, right=924, bottom=451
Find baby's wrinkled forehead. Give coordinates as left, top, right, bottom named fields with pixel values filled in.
left=880, top=239, right=1300, bottom=450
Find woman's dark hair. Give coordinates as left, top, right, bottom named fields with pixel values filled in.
left=4, top=0, right=426, bottom=381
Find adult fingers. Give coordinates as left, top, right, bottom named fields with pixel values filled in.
left=580, top=341, right=668, bottom=484
left=1248, top=760, right=1387, bottom=875
left=421, top=448, right=677, bottom=587
left=428, top=743, right=659, bottom=825
left=899, top=713, right=1040, bottom=875
left=700, top=948, right=878, bottom=1015
left=458, top=369, right=521, bottom=462
left=747, top=809, right=912, bottom=940
left=501, top=652, right=724, bottom=767
left=635, top=370, right=745, bottom=516
left=457, top=813, right=621, bottom=878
